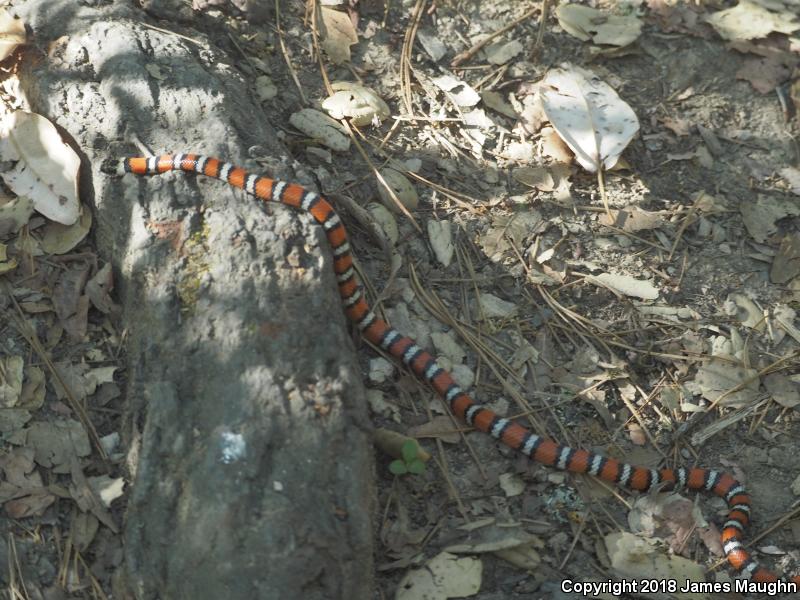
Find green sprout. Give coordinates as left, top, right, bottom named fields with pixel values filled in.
left=389, top=439, right=426, bottom=476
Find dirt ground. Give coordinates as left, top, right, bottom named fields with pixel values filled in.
left=0, top=0, right=799, bottom=598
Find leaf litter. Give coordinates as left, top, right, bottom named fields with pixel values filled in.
left=4, top=0, right=800, bottom=597
left=0, top=54, right=125, bottom=595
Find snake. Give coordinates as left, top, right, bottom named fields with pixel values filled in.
left=105, top=153, right=799, bottom=590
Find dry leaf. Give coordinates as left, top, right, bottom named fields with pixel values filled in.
left=764, top=372, right=800, bottom=408
left=726, top=293, right=765, bottom=330
left=689, top=360, right=759, bottom=408
left=255, top=75, right=277, bottom=101
left=540, top=126, right=574, bottom=163
left=319, top=6, right=358, bottom=65
left=606, top=531, right=707, bottom=588
left=322, top=82, right=390, bottom=126
left=598, top=206, right=664, bottom=232
left=377, top=168, right=418, bottom=212
left=0, top=195, right=34, bottom=236
left=478, top=293, right=517, bottom=318
left=432, top=74, right=481, bottom=107
left=781, top=167, right=800, bottom=194
left=40, top=204, right=91, bottom=254
left=590, top=273, right=659, bottom=300
left=0, top=111, right=81, bottom=225
left=365, top=202, right=398, bottom=245
left=660, top=116, right=691, bottom=136
left=408, top=416, right=460, bottom=444
left=72, top=512, right=100, bottom=552
left=26, top=420, right=92, bottom=471
left=289, top=108, right=350, bottom=152
left=53, top=264, right=90, bottom=341
left=417, top=29, right=447, bottom=62
left=5, top=490, right=55, bottom=518
left=627, top=423, right=647, bottom=446
left=428, top=219, right=453, bottom=267
left=540, top=64, right=640, bottom=172
left=705, top=0, right=800, bottom=40
left=86, top=262, right=119, bottom=314
left=736, top=57, right=791, bottom=93
left=513, top=166, right=555, bottom=191
left=396, top=552, right=482, bottom=600
left=87, top=475, right=125, bottom=507
left=0, top=355, right=24, bottom=408
left=556, top=4, right=643, bottom=47
left=740, top=195, right=800, bottom=243
left=480, top=210, right=545, bottom=262
left=498, top=472, right=525, bottom=497
left=431, top=332, right=467, bottom=364
left=485, top=39, right=523, bottom=65
left=0, top=241, right=17, bottom=274
left=0, top=9, right=26, bottom=62
left=18, top=366, right=45, bottom=410
left=480, top=91, right=517, bottom=118
left=444, top=521, right=543, bottom=571
left=372, top=428, right=431, bottom=462
left=770, top=233, right=800, bottom=284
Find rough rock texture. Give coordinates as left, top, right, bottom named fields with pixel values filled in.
left=17, top=1, right=374, bottom=598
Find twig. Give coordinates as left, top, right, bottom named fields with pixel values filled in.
left=532, top=0, right=550, bottom=58
left=309, top=0, right=334, bottom=95
left=3, top=283, right=108, bottom=462
left=342, top=120, right=422, bottom=233
left=598, top=169, right=612, bottom=220
left=451, top=5, right=539, bottom=68
left=668, top=191, right=703, bottom=261
left=275, top=0, right=308, bottom=105
left=139, top=22, right=205, bottom=47
left=705, top=350, right=800, bottom=412
left=400, top=0, right=426, bottom=119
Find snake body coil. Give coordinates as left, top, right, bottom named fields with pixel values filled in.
left=112, top=153, right=799, bottom=590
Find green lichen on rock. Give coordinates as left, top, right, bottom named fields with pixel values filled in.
left=177, top=222, right=211, bottom=314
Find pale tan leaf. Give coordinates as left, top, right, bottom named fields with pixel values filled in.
left=480, top=91, right=517, bottom=119
left=740, top=195, right=800, bottom=243
left=0, top=9, right=26, bottom=62
left=0, top=195, right=34, bottom=236
left=408, top=416, right=460, bottom=444
left=432, top=74, right=481, bottom=107
left=764, top=373, right=800, bottom=408
left=556, top=4, right=643, bottom=47
left=396, top=552, right=482, bottom=600
left=0, top=111, right=80, bottom=225
left=428, top=220, right=453, bottom=267
left=0, top=241, right=17, bottom=274
left=598, top=206, right=664, bottom=232
left=606, top=531, right=706, bottom=591
left=771, top=233, right=800, bottom=284
left=590, top=273, right=659, bottom=300
left=377, top=168, right=418, bottom=212
left=320, top=7, right=358, bottom=65
left=689, top=360, right=759, bottom=408
left=40, top=204, right=91, bottom=254
left=705, top=0, right=800, bottom=40
left=289, top=108, right=350, bottom=152
left=540, top=65, right=640, bottom=172
left=485, top=39, right=523, bottom=64
left=0, top=355, right=24, bottom=408
left=322, top=81, right=390, bottom=126
left=86, top=262, right=119, bottom=314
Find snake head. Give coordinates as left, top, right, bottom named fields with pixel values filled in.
left=100, top=158, right=123, bottom=176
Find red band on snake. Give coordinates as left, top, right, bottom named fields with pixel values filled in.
left=112, top=153, right=799, bottom=589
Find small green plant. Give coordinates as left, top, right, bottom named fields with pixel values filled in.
left=389, top=439, right=426, bottom=476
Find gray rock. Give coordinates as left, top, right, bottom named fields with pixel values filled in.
left=17, top=2, right=374, bottom=598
